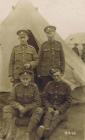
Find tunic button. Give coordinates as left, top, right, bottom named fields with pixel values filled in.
left=52, top=52, right=55, bottom=55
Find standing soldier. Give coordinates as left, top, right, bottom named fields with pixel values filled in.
left=8, top=29, right=39, bottom=84
left=37, top=25, right=65, bottom=91
left=72, top=43, right=80, bottom=56
left=81, top=44, right=85, bottom=63
left=37, top=68, right=72, bottom=140
left=0, top=69, right=43, bottom=140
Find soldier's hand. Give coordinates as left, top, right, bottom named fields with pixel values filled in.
left=48, top=107, right=54, bottom=113
left=54, top=110, right=59, bottom=115
left=61, top=73, right=64, bottom=76
left=23, top=106, right=30, bottom=113
left=56, top=71, right=61, bottom=75
left=24, top=63, right=31, bottom=69
left=9, top=76, right=14, bottom=83
left=18, top=105, right=25, bottom=114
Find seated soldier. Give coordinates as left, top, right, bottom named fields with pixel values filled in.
left=37, top=68, right=72, bottom=140
left=0, top=69, right=43, bottom=140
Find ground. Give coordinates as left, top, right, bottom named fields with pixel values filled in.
left=0, top=86, right=85, bottom=140
left=10, top=104, right=84, bottom=140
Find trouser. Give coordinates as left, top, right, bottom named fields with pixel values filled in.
left=1, top=105, right=16, bottom=140
left=43, top=110, right=53, bottom=129
left=37, top=76, right=53, bottom=91
left=43, top=110, right=67, bottom=138
left=1, top=105, right=43, bottom=139
left=28, top=107, right=44, bottom=133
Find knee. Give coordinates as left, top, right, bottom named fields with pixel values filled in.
left=3, top=105, right=12, bottom=113
left=35, top=107, right=44, bottom=114
left=3, top=105, right=13, bottom=119
left=48, top=107, right=54, bottom=113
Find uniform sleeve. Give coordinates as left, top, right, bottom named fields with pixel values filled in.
left=34, top=84, right=41, bottom=107
left=42, top=82, right=52, bottom=108
left=9, top=86, right=22, bottom=109
left=30, top=47, right=39, bottom=69
left=58, top=85, right=72, bottom=114
left=60, top=44, right=65, bottom=74
left=38, top=45, right=43, bottom=62
left=37, top=44, right=43, bottom=71
left=8, top=47, right=15, bottom=77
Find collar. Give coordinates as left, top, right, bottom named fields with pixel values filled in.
left=20, top=44, right=28, bottom=47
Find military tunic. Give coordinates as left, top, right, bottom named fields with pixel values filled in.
left=10, top=82, right=41, bottom=109
left=1, top=82, right=43, bottom=139
left=37, top=40, right=65, bottom=90
left=42, top=80, right=71, bottom=113
left=37, top=40, right=65, bottom=76
left=9, top=44, right=39, bottom=80
left=41, top=80, right=72, bottom=137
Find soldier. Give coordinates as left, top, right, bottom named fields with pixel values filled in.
left=0, top=69, right=43, bottom=140
left=37, top=68, right=72, bottom=140
left=9, top=29, right=39, bottom=84
left=72, top=43, right=80, bottom=56
left=81, top=44, right=85, bottom=63
left=37, top=25, right=65, bottom=91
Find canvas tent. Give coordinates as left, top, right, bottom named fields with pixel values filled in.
left=65, top=33, right=85, bottom=53
left=65, top=33, right=85, bottom=59
left=65, top=33, right=85, bottom=48
left=0, top=0, right=85, bottom=92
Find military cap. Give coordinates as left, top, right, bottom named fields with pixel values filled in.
left=44, top=25, right=56, bottom=33
left=19, top=68, right=33, bottom=76
left=27, top=29, right=31, bottom=35
left=17, top=29, right=28, bottom=37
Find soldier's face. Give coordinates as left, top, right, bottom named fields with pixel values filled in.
left=18, top=35, right=28, bottom=45
left=20, top=75, right=32, bottom=86
left=46, top=31, right=55, bottom=40
left=53, top=72, right=62, bottom=82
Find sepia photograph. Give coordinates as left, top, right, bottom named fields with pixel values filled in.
left=0, top=0, right=85, bottom=140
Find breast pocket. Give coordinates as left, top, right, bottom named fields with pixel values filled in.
left=43, top=49, right=50, bottom=58
left=25, top=51, right=33, bottom=61
left=25, top=93, right=34, bottom=103
left=55, top=48, right=61, bottom=58
left=55, top=47, right=60, bottom=53
left=16, top=92, right=23, bottom=100
left=15, top=51, right=22, bottom=61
